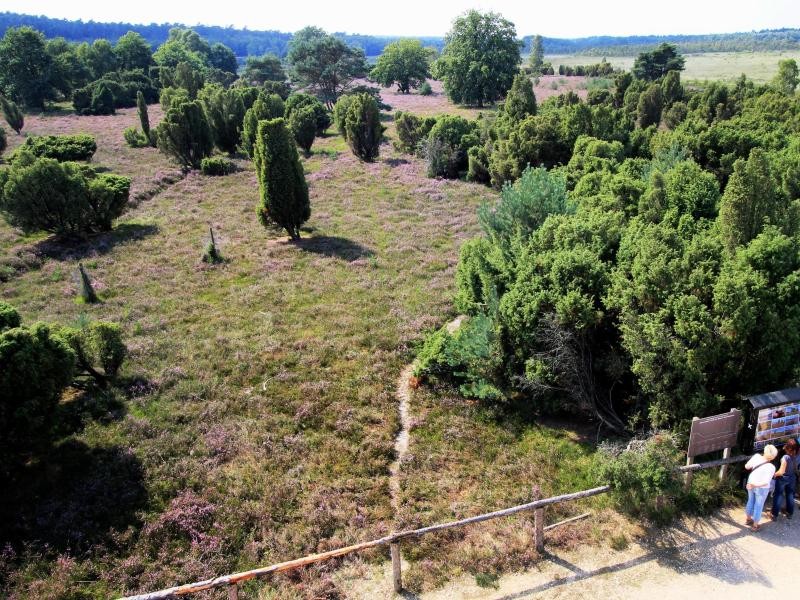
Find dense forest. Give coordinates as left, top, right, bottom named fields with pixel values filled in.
left=2, top=12, right=799, bottom=59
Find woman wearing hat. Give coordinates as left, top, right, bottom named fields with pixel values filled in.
left=744, top=444, right=777, bottom=531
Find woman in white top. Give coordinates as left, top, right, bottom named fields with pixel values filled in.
left=744, top=444, right=778, bottom=531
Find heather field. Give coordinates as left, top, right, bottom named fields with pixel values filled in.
left=0, top=94, right=611, bottom=598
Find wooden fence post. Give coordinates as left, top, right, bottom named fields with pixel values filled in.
left=719, top=409, right=738, bottom=481
left=719, top=446, right=732, bottom=481
left=684, top=417, right=699, bottom=491
left=533, top=508, right=545, bottom=553
left=390, top=542, right=402, bottom=593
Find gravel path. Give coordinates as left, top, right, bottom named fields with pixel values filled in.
left=339, top=506, right=799, bottom=599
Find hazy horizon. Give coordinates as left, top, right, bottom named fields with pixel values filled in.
left=2, top=0, right=799, bottom=39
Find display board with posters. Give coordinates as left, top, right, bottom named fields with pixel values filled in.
left=754, top=403, right=800, bottom=450
left=746, top=388, right=800, bottom=451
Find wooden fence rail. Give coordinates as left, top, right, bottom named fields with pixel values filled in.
left=120, top=455, right=751, bottom=600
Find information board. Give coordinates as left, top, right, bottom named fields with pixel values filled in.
left=687, top=409, right=741, bottom=458
left=754, top=402, right=800, bottom=450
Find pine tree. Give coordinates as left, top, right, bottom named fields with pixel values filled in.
left=0, top=96, right=23, bottom=134
left=254, top=118, right=310, bottom=240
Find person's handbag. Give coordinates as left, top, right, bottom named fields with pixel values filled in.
left=743, top=460, right=772, bottom=490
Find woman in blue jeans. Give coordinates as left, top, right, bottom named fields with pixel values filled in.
left=771, top=438, right=798, bottom=521
left=745, top=444, right=777, bottom=531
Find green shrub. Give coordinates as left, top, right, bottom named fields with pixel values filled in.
left=261, top=80, right=291, bottom=100
left=159, top=86, right=190, bottom=113
left=412, top=314, right=503, bottom=400
left=0, top=321, right=76, bottom=462
left=123, top=127, right=150, bottom=148
left=0, top=300, right=21, bottom=330
left=419, top=81, right=433, bottom=96
left=254, top=118, right=310, bottom=240
left=342, top=93, right=383, bottom=162
left=289, top=105, right=317, bottom=153
left=421, top=136, right=460, bottom=178
left=285, top=93, right=331, bottom=135
left=1, top=96, right=24, bottom=133
left=155, top=100, right=214, bottom=169
left=241, top=92, right=285, bottom=157
left=57, top=321, right=127, bottom=386
left=198, top=84, right=246, bottom=154
left=424, top=115, right=477, bottom=176
left=596, top=434, right=683, bottom=525
left=394, top=111, right=436, bottom=154
left=200, top=156, right=236, bottom=176
left=332, top=94, right=354, bottom=137
left=90, top=82, right=115, bottom=116
left=17, top=134, right=96, bottom=162
left=0, top=154, right=130, bottom=236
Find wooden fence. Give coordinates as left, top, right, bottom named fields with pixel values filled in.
left=121, top=454, right=750, bottom=600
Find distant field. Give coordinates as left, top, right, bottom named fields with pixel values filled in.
left=546, top=50, right=800, bottom=82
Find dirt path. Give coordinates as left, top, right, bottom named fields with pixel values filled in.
left=389, top=316, right=466, bottom=515
left=338, top=506, right=800, bottom=599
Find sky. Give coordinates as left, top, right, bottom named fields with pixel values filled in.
left=4, top=0, right=800, bottom=38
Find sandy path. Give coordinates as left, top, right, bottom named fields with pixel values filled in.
left=389, top=316, right=466, bottom=515
left=339, top=506, right=799, bottom=599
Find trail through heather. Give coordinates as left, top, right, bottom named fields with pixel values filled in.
left=389, top=316, right=466, bottom=516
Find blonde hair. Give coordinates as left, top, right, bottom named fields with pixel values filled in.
left=763, top=444, right=778, bottom=460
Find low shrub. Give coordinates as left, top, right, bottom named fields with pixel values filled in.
left=123, top=127, right=150, bottom=148
left=0, top=320, right=76, bottom=464
left=16, top=134, right=97, bottom=162
left=419, top=81, right=433, bottom=96
left=155, top=100, right=214, bottom=169
left=200, top=156, right=236, bottom=176
left=413, top=314, right=503, bottom=400
left=596, top=434, right=683, bottom=525
left=0, top=153, right=130, bottom=237
left=57, top=321, right=127, bottom=387
left=394, top=111, right=437, bottom=154
left=285, top=93, right=331, bottom=135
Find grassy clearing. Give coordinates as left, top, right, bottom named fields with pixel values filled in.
left=0, top=94, right=645, bottom=598
left=547, top=50, right=800, bottom=83
left=0, top=103, right=502, bottom=597
left=394, top=386, right=631, bottom=592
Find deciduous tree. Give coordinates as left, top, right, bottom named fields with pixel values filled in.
left=370, top=39, right=432, bottom=94
left=432, top=10, right=521, bottom=107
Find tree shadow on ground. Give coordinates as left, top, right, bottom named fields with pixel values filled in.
left=385, top=157, right=410, bottom=168
left=32, top=222, right=160, bottom=263
left=0, top=439, right=147, bottom=552
left=493, top=512, right=798, bottom=600
left=295, top=236, right=375, bottom=262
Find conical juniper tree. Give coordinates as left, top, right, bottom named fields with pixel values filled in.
left=253, top=118, right=310, bottom=240
left=155, top=100, right=213, bottom=169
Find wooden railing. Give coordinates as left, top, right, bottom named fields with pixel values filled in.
left=120, top=454, right=750, bottom=600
